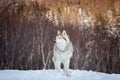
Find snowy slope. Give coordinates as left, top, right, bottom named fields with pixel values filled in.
left=0, top=69, right=120, bottom=80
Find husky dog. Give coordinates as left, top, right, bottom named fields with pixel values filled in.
left=52, top=30, right=73, bottom=76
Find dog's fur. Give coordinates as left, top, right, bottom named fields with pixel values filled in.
left=52, top=30, right=73, bottom=76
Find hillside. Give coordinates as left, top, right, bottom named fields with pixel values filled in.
left=0, top=69, right=120, bottom=80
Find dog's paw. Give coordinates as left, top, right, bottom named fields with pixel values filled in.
left=55, top=69, right=61, bottom=73
left=64, top=71, right=72, bottom=77
left=69, top=70, right=71, bottom=74
left=66, top=73, right=71, bottom=77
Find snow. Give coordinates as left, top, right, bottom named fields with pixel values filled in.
left=0, top=69, right=120, bottom=80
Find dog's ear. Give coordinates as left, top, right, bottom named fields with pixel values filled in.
left=57, top=30, right=60, bottom=34
left=62, top=30, right=67, bottom=36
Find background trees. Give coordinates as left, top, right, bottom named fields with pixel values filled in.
left=0, top=0, right=120, bottom=73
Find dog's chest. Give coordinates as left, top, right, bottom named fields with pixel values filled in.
left=54, top=42, right=73, bottom=60
left=56, top=44, right=66, bottom=51
left=57, top=52, right=69, bottom=61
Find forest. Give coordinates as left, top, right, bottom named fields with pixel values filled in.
left=0, top=0, right=120, bottom=74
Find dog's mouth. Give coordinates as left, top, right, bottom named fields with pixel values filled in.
left=56, top=43, right=61, bottom=44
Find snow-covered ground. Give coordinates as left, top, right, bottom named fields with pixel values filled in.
left=0, top=69, right=120, bottom=80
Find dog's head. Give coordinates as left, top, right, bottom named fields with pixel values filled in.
left=55, top=30, right=69, bottom=45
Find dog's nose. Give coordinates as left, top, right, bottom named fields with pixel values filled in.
left=54, top=40, right=56, bottom=43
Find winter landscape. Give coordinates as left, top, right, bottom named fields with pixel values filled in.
left=0, top=0, right=120, bottom=80
left=0, top=69, right=120, bottom=80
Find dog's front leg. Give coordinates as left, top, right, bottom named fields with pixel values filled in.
left=55, top=60, right=61, bottom=72
left=63, top=59, right=70, bottom=76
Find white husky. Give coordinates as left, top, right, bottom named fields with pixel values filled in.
left=52, top=30, right=73, bottom=76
